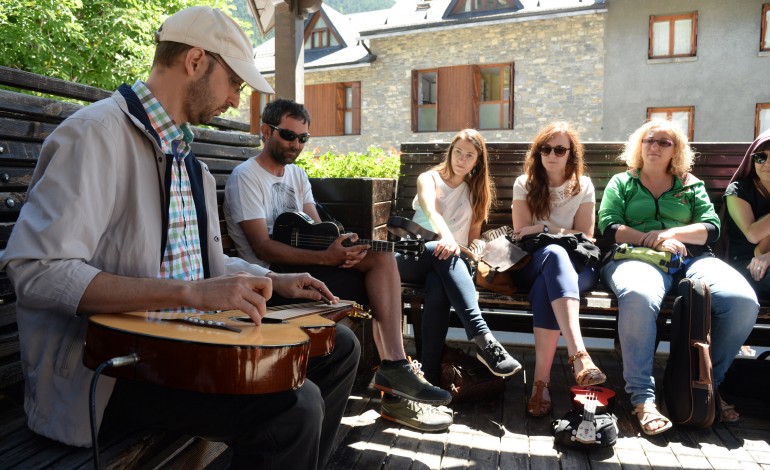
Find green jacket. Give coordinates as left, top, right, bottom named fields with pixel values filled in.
left=598, top=169, right=720, bottom=236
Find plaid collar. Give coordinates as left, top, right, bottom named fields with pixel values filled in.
left=131, top=80, right=194, bottom=158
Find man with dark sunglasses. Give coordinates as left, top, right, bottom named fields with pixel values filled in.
left=225, top=98, right=454, bottom=432
left=1, top=7, right=359, bottom=469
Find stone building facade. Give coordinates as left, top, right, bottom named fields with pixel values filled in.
left=258, top=4, right=607, bottom=154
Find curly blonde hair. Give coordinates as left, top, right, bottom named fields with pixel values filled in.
left=524, top=121, right=585, bottom=221
left=433, top=129, right=494, bottom=226
left=620, top=118, right=694, bottom=176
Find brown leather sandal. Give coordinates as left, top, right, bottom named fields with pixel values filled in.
left=569, top=351, right=607, bottom=386
left=527, top=380, right=552, bottom=417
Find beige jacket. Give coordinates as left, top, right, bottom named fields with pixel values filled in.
left=0, top=87, right=267, bottom=446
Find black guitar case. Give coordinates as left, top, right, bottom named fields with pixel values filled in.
left=663, top=278, right=718, bottom=427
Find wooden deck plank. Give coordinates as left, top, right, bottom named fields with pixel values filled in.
left=327, top=342, right=770, bottom=469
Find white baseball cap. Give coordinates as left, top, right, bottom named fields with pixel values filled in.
left=155, top=6, right=274, bottom=94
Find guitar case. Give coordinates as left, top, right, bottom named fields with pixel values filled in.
left=663, top=278, right=718, bottom=427
left=552, top=410, right=618, bottom=448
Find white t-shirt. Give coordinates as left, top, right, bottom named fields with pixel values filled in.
left=412, top=171, right=473, bottom=245
left=224, top=158, right=315, bottom=267
left=512, top=174, right=595, bottom=229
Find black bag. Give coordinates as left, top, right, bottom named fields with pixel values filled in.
left=552, top=410, right=618, bottom=448
left=517, top=232, right=601, bottom=267
left=440, top=346, right=507, bottom=403
left=663, top=278, right=718, bottom=427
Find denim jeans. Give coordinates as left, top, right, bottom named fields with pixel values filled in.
left=601, top=255, right=758, bottom=407
left=397, top=241, right=491, bottom=374
left=510, top=244, right=599, bottom=330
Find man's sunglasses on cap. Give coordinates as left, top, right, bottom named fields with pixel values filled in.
left=268, top=124, right=311, bottom=144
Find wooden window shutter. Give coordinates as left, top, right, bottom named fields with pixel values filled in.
left=304, top=83, right=337, bottom=136
left=437, top=65, right=476, bottom=132
left=411, top=70, right=419, bottom=133
left=335, top=84, right=345, bottom=135
left=351, top=82, right=361, bottom=135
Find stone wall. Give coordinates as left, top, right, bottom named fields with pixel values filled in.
left=289, top=11, right=606, bottom=154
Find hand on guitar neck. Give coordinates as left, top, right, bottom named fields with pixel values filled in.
left=272, top=212, right=425, bottom=266
left=386, top=215, right=480, bottom=262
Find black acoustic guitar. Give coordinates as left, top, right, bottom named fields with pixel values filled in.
left=272, top=211, right=424, bottom=258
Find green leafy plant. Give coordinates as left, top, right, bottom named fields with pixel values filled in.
left=295, top=146, right=400, bottom=179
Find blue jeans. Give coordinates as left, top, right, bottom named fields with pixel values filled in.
left=397, top=241, right=491, bottom=374
left=601, top=255, right=758, bottom=407
left=510, top=244, right=599, bottom=330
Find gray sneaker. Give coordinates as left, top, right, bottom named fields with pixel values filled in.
left=476, top=340, right=522, bottom=377
left=374, top=359, right=452, bottom=405
left=381, top=397, right=453, bottom=432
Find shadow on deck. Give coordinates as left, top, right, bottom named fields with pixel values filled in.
left=327, top=343, right=770, bottom=470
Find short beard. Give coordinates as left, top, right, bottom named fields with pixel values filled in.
left=183, top=63, right=216, bottom=125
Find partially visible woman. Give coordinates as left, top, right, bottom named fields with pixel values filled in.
left=599, top=119, right=758, bottom=435
left=398, top=129, right=521, bottom=388
left=724, top=129, right=770, bottom=296
left=510, top=121, right=605, bottom=418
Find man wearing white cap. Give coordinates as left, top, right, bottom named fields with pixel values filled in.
left=0, top=6, right=358, bottom=469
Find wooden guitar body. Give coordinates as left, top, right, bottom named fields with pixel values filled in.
left=84, top=302, right=353, bottom=395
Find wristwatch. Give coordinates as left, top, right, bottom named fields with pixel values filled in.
left=542, top=224, right=549, bottom=233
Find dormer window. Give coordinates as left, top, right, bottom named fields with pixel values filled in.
left=305, top=15, right=340, bottom=50
left=452, top=0, right=517, bottom=14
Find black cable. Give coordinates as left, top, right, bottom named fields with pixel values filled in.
left=89, top=354, right=140, bottom=470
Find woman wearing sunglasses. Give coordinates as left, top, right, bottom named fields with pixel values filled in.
left=598, top=119, right=757, bottom=433
left=724, top=130, right=770, bottom=295
left=510, top=121, right=605, bottom=417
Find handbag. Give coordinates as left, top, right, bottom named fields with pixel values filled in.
left=440, top=346, right=507, bottom=403
left=473, top=229, right=529, bottom=295
left=611, top=243, right=684, bottom=273
left=518, top=232, right=601, bottom=267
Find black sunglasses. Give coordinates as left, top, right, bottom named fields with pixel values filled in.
left=268, top=124, right=311, bottom=144
left=540, top=145, right=569, bottom=157
left=641, top=137, right=674, bottom=148
left=752, top=151, right=769, bottom=164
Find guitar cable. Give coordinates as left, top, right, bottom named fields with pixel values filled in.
left=89, top=353, right=140, bottom=470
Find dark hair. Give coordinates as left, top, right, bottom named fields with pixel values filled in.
left=153, top=41, right=195, bottom=68
left=262, top=98, right=311, bottom=127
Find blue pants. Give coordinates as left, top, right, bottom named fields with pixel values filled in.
left=510, top=244, right=598, bottom=330
left=601, top=255, right=758, bottom=407
left=397, top=241, right=491, bottom=374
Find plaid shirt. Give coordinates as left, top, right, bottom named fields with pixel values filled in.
left=132, top=81, right=204, bottom=283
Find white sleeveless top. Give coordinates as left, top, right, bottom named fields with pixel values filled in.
left=412, top=171, right=473, bottom=244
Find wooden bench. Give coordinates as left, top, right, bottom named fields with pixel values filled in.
left=394, top=142, right=770, bottom=355
left=0, top=66, right=268, bottom=469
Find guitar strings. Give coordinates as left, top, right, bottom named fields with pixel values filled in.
left=288, top=233, right=396, bottom=251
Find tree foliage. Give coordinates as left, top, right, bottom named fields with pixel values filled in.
left=0, top=0, right=246, bottom=90
left=324, top=0, right=395, bottom=14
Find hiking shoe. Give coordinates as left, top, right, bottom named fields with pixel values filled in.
left=381, top=397, right=453, bottom=432
left=476, top=340, right=522, bottom=377
left=374, top=358, right=452, bottom=405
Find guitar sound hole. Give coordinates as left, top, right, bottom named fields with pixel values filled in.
left=232, top=317, right=283, bottom=324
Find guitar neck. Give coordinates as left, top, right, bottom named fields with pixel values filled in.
left=344, top=238, right=395, bottom=252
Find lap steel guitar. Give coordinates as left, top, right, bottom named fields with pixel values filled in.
left=273, top=211, right=423, bottom=258
left=83, top=301, right=357, bottom=395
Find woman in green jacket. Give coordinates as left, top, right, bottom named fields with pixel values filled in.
left=598, top=119, right=757, bottom=435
